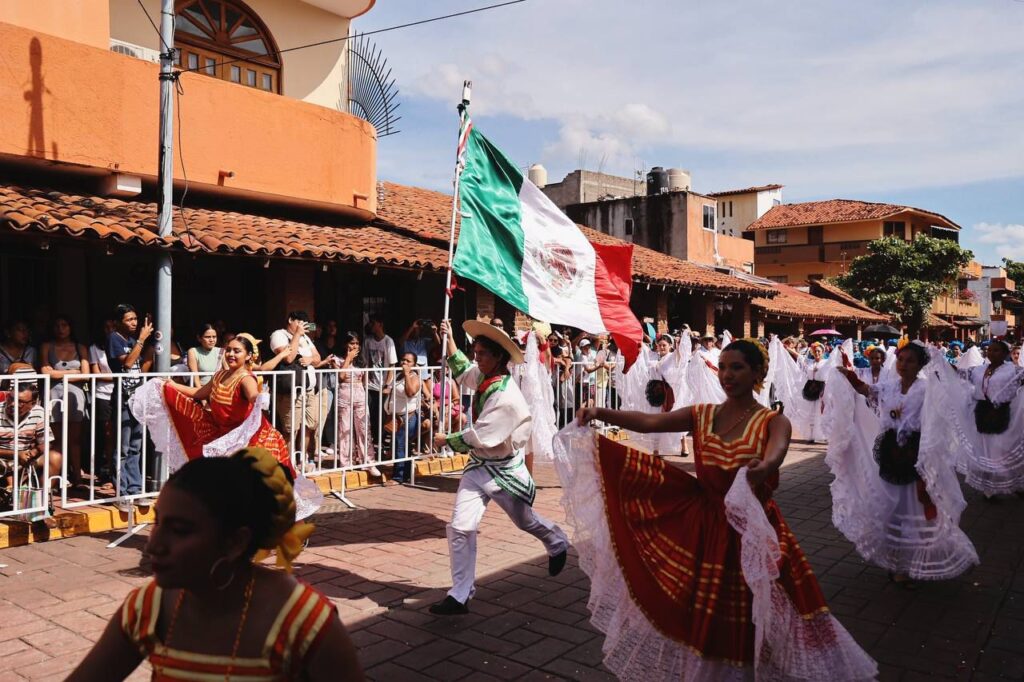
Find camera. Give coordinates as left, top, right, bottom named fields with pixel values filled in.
left=306, top=322, right=318, bottom=332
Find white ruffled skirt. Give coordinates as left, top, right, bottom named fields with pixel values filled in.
left=553, top=425, right=877, bottom=681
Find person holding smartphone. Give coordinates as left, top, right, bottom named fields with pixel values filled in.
left=108, top=304, right=153, bottom=511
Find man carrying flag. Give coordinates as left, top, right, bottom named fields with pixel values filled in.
left=429, top=319, right=569, bottom=616
left=428, top=91, right=640, bottom=615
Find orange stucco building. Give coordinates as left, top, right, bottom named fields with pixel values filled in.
left=748, top=199, right=983, bottom=338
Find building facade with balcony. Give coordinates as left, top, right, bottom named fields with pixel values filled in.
left=0, top=2, right=780, bottom=345
left=967, top=266, right=1023, bottom=339
left=707, top=184, right=783, bottom=238
left=746, top=199, right=983, bottom=339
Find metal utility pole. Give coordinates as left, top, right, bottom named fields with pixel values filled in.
left=155, top=0, right=175, bottom=372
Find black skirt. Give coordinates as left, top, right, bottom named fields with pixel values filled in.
left=802, top=379, right=825, bottom=401
left=974, top=399, right=1010, bottom=434
left=873, top=429, right=921, bottom=485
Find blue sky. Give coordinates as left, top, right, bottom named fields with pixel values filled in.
left=360, top=0, right=1024, bottom=266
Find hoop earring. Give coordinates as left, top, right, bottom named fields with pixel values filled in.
left=209, top=557, right=236, bottom=591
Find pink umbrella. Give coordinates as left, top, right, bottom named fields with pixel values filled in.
left=809, top=328, right=842, bottom=336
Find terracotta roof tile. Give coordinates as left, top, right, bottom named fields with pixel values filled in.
left=707, top=184, right=783, bottom=198
left=809, top=280, right=886, bottom=316
left=0, top=184, right=449, bottom=271
left=377, top=182, right=772, bottom=295
left=746, top=199, right=960, bottom=231
left=753, top=284, right=888, bottom=323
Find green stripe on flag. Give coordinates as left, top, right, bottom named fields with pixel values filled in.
left=453, top=128, right=529, bottom=312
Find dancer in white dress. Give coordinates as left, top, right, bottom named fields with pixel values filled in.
left=829, top=342, right=978, bottom=586
left=771, top=339, right=832, bottom=442
left=931, top=339, right=1024, bottom=498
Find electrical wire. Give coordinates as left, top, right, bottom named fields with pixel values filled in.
left=177, top=0, right=527, bottom=75
left=135, top=0, right=172, bottom=53
left=173, top=83, right=197, bottom=250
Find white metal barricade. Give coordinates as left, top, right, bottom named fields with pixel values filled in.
left=0, top=373, right=54, bottom=521
left=0, top=353, right=625, bottom=536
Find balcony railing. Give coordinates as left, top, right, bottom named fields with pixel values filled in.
left=0, top=22, right=377, bottom=215
left=932, top=295, right=981, bottom=318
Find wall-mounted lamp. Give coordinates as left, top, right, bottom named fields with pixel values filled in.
left=373, top=267, right=379, bottom=276
left=39, top=239, right=50, bottom=251
left=263, top=259, right=270, bottom=269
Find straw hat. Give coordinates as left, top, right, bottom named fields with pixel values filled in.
left=463, top=320, right=524, bottom=364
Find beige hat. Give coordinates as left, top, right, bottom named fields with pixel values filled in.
left=463, top=320, right=524, bottom=364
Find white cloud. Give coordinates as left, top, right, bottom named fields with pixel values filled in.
left=369, top=0, right=1024, bottom=195
left=972, top=222, right=1024, bottom=261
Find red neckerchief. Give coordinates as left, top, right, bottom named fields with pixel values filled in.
left=474, top=373, right=506, bottom=415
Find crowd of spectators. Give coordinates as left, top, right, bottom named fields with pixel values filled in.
left=4, top=304, right=1018, bottom=510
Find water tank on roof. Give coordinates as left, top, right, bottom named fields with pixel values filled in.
left=646, top=166, right=669, bottom=196
left=667, top=168, right=691, bottom=191
left=528, top=164, right=548, bottom=188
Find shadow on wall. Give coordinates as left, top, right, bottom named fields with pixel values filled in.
left=24, top=36, right=58, bottom=160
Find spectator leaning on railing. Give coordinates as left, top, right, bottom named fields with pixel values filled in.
left=88, top=319, right=116, bottom=485
left=186, top=323, right=222, bottom=387
left=361, top=314, right=397, bottom=447
left=386, top=352, right=421, bottom=485
left=107, top=304, right=152, bottom=511
left=269, top=311, right=332, bottom=461
left=0, top=379, right=62, bottom=500
left=40, top=315, right=90, bottom=489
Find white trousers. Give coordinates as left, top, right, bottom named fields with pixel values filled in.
left=446, top=466, right=569, bottom=604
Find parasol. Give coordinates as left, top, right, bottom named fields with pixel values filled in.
left=863, top=323, right=901, bottom=337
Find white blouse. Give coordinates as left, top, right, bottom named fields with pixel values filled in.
left=967, top=362, right=1024, bottom=406
left=869, top=377, right=926, bottom=445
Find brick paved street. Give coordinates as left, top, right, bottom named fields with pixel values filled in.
left=1, top=443, right=1023, bottom=681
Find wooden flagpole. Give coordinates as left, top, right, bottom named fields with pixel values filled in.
left=438, top=81, right=473, bottom=436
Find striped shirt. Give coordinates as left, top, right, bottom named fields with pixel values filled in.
left=0, top=404, right=52, bottom=454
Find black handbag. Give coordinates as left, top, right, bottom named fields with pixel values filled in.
left=974, top=399, right=1010, bottom=434
left=802, top=379, right=825, bottom=401
left=274, top=359, right=306, bottom=395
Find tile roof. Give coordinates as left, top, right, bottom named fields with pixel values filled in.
left=809, top=280, right=885, bottom=315
left=0, top=180, right=773, bottom=297
left=0, top=184, right=449, bottom=271
left=752, top=284, right=888, bottom=323
left=746, top=199, right=960, bottom=231
left=376, top=182, right=773, bottom=296
left=707, top=184, right=783, bottom=198
left=925, top=313, right=954, bottom=329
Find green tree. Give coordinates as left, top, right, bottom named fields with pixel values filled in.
left=1002, top=258, right=1024, bottom=285
left=835, top=236, right=973, bottom=335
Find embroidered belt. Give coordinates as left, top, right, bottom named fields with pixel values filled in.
left=464, top=450, right=536, bottom=506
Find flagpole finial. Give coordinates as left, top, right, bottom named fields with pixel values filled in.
left=461, top=80, right=472, bottom=107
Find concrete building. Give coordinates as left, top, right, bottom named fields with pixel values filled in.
left=538, top=169, right=646, bottom=208
left=967, top=266, right=1023, bottom=338
left=564, top=191, right=754, bottom=272
left=707, top=184, right=783, bottom=238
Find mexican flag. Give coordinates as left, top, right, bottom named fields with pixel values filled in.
left=452, top=119, right=643, bottom=369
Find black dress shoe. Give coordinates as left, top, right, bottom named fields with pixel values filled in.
left=429, top=596, right=469, bottom=615
left=548, top=549, right=568, bottom=577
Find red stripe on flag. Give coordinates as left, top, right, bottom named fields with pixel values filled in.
left=591, top=242, right=643, bottom=372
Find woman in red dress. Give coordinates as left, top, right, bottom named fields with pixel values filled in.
left=130, top=335, right=322, bottom=518
left=568, top=339, right=876, bottom=681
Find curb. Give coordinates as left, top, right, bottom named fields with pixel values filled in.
left=0, top=455, right=468, bottom=550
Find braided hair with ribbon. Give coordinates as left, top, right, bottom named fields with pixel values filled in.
left=166, top=447, right=314, bottom=573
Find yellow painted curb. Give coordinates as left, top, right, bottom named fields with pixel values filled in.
left=0, top=457, right=469, bottom=550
